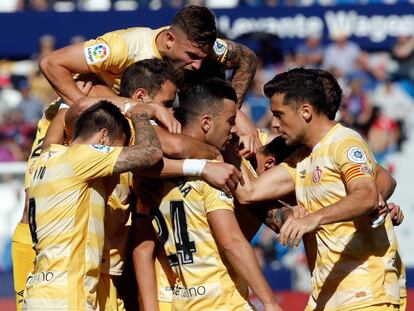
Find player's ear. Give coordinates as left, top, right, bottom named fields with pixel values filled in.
left=264, top=157, right=276, bottom=170
left=201, top=115, right=212, bottom=133
left=166, top=30, right=176, bottom=49
left=301, top=102, right=313, bottom=122
left=133, top=88, right=147, bottom=101
left=99, top=128, right=109, bottom=145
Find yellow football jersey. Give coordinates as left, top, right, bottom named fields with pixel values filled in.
left=83, top=27, right=228, bottom=94
left=283, top=124, right=401, bottom=311
left=24, top=100, right=60, bottom=189
left=23, top=143, right=122, bottom=311
left=150, top=177, right=254, bottom=311
left=101, top=172, right=133, bottom=276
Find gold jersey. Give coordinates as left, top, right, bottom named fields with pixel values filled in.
left=283, top=124, right=401, bottom=311
left=23, top=143, right=121, bottom=311
left=83, top=27, right=229, bottom=93
left=150, top=177, right=254, bottom=311
left=101, top=172, right=133, bottom=276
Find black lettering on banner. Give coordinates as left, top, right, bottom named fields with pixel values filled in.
left=170, top=201, right=196, bottom=265
left=28, top=198, right=38, bottom=245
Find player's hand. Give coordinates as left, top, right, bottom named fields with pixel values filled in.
left=236, top=110, right=262, bottom=151
left=388, top=202, right=404, bottom=226
left=289, top=205, right=308, bottom=219
left=201, top=162, right=244, bottom=196
left=75, top=80, right=93, bottom=96
left=149, top=103, right=182, bottom=134
left=238, top=135, right=256, bottom=159
left=279, top=214, right=321, bottom=248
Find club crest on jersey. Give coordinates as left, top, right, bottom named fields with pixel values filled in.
left=360, top=164, right=373, bottom=176
left=90, top=144, right=114, bottom=153
left=84, top=43, right=109, bottom=64
left=312, top=166, right=322, bottom=183
left=347, top=146, right=367, bottom=164
left=213, top=39, right=228, bottom=56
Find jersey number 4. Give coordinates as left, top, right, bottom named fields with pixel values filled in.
left=151, top=201, right=196, bottom=265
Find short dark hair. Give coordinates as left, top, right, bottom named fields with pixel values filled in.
left=311, top=69, right=343, bottom=120
left=263, top=68, right=327, bottom=114
left=172, top=5, right=217, bottom=47
left=120, top=59, right=181, bottom=98
left=73, top=100, right=131, bottom=144
left=175, top=77, right=237, bottom=126
left=259, top=136, right=299, bottom=165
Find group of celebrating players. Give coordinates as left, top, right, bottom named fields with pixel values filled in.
left=10, top=4, right=407, bottom=311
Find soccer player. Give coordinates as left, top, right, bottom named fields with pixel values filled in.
left=22, top=100, right=163, bottom=310
left=134, top=78, right=282, bottom=311
left=231, top=68, right=404, bottom=310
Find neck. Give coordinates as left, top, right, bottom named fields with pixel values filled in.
left=304, top=118, right=337, bottom=149
left=182, top=124, right=205, bottom=142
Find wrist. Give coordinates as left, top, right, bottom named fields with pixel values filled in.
left=183, top=159, right=207, bottom=177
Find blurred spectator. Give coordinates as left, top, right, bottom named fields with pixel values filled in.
left=0, top=0, right=24, bottom=12
left=391, top=35, right=414, bottom=85
left=31, top=34, right=56, bottom=61
left=340, top=77, right=373, bottom=136
left=242, top=71, right=272, bottom=128
left=323, top=33, right=361, bottom=77
left=16, top=80, right=44, bottom=124
left=27, top=0, right=49, bottom=11
left=0, top=75, right=22, bottom=119
left=295, top=35, right=323, bottom=68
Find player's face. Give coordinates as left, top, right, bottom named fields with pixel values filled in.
left=206, top=99, right=237, bottom=150
left=148, top=79, right=177, bottom=113
left=167, top=29, right=211, bottom=71
left=270, top=93, right=306, bottom=146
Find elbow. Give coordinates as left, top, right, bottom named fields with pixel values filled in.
left=364, top=188, right=379, bottom=213
left=163, top=140, right=187, bottom=159
left=149, top=147, right=163, bottom=167
left=39, top=54, right=56, bottom=77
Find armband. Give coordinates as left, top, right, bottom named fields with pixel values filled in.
left=183, top=159, right=207, bottom=177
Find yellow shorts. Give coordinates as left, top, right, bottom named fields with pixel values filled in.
left=97, top=274, right=126, bottom=311
left=11, top=223, right=36, bottom=311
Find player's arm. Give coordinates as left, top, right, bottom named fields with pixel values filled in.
left=279, top=174, right=378, bottom=248
left=113, top=107, right=163, bottom=174
left=208, top=209, right=281, bottom=311
left=132, top=210, right=160, bottom=311
left=41, top=107, right=68, bottom=151
left=223, top=40, right=257, bottom=108
left=155, top=126, right=220, bottom=159
left=40, top=43, right=91, bottom=105
left=375, top=164, right=396, bottom=201
left=233, top=162, right=295, bottom=205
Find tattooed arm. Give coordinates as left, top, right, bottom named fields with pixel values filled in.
left=113, top=107, right=163, bottom=174
left=223, top=40, right=257, bottom=108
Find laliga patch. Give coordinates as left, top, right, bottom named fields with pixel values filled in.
left=90, top=144, right=114, bottom=153
left=312, top=166, right=322, bottom=183
left=84, top=43, right=110, bottom=64
left=347, top=146, right=367, bottom=164
left=213, top=39, right=228, bottom=56
left=360, top=164, right=373, bottom=176
left=219, top=191, right=233, bottom=201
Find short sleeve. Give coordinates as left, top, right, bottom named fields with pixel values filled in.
left=279, top=162, right=297, bottom=183
left=334, top=137, right=376, bottom=185
left=83, top=31, right=129, bottom=74
left=69, top=144, right=123, bottom=181
left=202, top=182, right=235, bottom=214
left=213, top=38, right=229, bottom=64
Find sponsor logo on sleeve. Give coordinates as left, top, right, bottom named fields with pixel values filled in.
left=312, top=166, right=322, bottom=183
left=213, top=39, right=228, bottom=56
left=90, top=144, right=114, bottom=153
left=347, top=146, right=367, bottom=164
left=360, top=164, right=373, bottom=176
left=219, top=191, right=233, bottom=201
left=84, top=43, right=110, bottom=64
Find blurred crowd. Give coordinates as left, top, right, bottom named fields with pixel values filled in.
left=1, top=28, right=414, bottom=289
left=1, top=0, right=414, bottom=12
